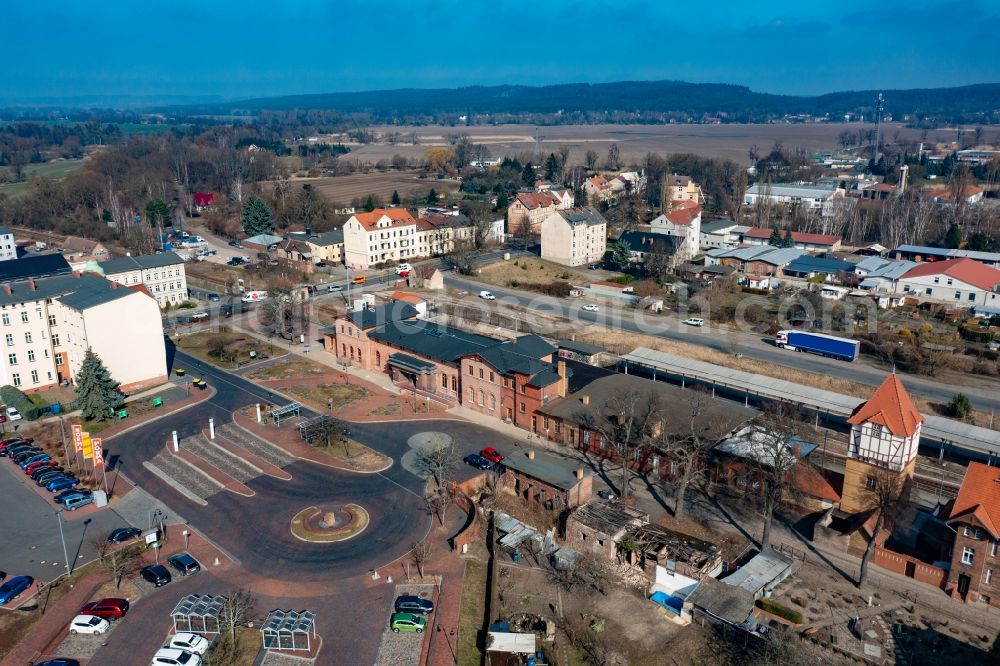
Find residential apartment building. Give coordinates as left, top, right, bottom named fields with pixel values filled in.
left=342, top=208, right=417, bottom=270
left=540, top=207, right=607, bottom=267
left=617, top=231, right=681, bottom=270
left=0, top=228, right=17, bottom=262
left=946, top=462, right=1000, bottom=607
left=662, top=174, right=704, bottom=204
left=506, top=192, right=567, bottom=236
left=0, top=273, right=167, bottom=393
left=743, top=183, right=845, bottom=217
left=285, top=229, right=344, bottom=265
left=414, top=214, right=474, bottom=257
left=649, top=200, right=703, bottom=259
left=98, top=252, right=188, bottom=307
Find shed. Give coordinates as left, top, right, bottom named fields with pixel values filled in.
left=261, top=609, right=318, bottom=652
left=557, top=339, right=604, bottom=364
left=171, top=594, right=227, bottom=635
left=685, top=577, right=756, bottom=628
left=721, top=547, right=796, bottom=599
left=486, top=631, right=537, bottom=654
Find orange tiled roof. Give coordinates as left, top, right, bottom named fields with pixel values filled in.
left=390, top=291, right=424, bottom=305
left=665, top=200, right=702, bottom=226
left=352, top=208, right=414, bottom=230
left=948, top=462, right=1000, bottom=539
left=792, top=463, right=842, bottom=502
left=847, top=374, right=924, bottom=437
left=901, top=257, right=1000, bottom=291
left=514, top=192, right=559, bottom=210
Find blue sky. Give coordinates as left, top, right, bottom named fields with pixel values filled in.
left=2, top=0, right=998, bottom=102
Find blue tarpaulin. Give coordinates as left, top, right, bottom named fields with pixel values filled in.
left=650, top=591, right=683, bottom=615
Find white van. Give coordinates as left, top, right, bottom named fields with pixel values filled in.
left=479, top=291, right=496, bottom=300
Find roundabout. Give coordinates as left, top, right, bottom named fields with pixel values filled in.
left=290, top=504, right=370, bottom=542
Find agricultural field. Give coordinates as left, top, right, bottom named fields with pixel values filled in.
left=348, top=122, right=947, bottom=164
left=0, top=157, right=87, bottom=195
left=267, top=170, right=460, bottom=205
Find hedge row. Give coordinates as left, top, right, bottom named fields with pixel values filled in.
left=757, top=598, right=804, bottom=624
left=0, top=385, right=41, bottom=421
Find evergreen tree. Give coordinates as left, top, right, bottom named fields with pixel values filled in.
left=427, top=188, right=439, bottom=204
left=945, top=223, right=962, bottom=249
left=391, top=190, right=401, bottom=205
left=74, top=349, right=124, bottom=421
left=768, top=227, right=782, bottom=246
left=781, top=229, right=795, bottom=248
left=521, top=163, right=537, bottom=187
left=145, top=198, right=171, bottom=226
left=241, top=194, right=274, bottom=237
left=363, top=195, right=376, bottom=212
left=495, top=191, right=509, bottom=212
left=544, top=153, right=559, bottom=181
left=610, top=238, right=634, bottom=270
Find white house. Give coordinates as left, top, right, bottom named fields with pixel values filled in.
left=649, top=200, right=702, bottom=259
left=0, top=227, right=17, bottom=262
left=897, top=258, right=1000, bottom=307
left=541, top=207, right=607, bottom=267
left=699, top=220, right=750, bottom=250
left=743, top=183, right=845, bottom=217
left=342, top=208, right=417, bottom=269
left=98, top=252, right=188, bottom=307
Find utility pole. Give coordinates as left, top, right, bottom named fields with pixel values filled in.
left=873, top=92, right=885, bottom=167
left=55, top=510, right=71, bottom=578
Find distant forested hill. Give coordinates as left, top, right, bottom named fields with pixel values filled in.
left=174, top=80, right=1000, bottom=125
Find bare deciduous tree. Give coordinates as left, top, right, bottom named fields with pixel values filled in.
left=92, top=537, right=142, bottom=590
left=744, top=410, right=804, bottom=549
left=411, top=540, right=430, bottom=578
left=858, top=469, right=907, bottom=586
left=417, top=440, right=460, bottom=487
left=584, top=149, right=599, bottom=171
left=219, top=588, right=256, bottom=644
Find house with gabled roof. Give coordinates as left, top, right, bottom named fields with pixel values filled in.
left=342, top=208, right=417, bottom=269
left=649, top=200, right=703, bottom=259
left=946, top=462, right=1000, bottom=607
left=897, top=257, right=1000, bottom=307
left=540, top=207, right=608, bottom=267
left=506, top=191, right=566, bottom=236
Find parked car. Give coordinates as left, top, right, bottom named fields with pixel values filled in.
left=327, top=284, right=342, bottom=292
left=207, top=293, right=221, bottom=302
left=167, top=553, right=201, bottom=576
left=228, top=240, right=242, bottom=248
left=394, top=595, right=434, bottom=614
left=34, top=659, right=80, bottom=666
left=20, top=453, right=51, bottom=469
left=597, top=489, right=618, bottom=502
left=150, top=648, right=202, bottom=666
left=79, top=597, right=129, bottom=620
left=69, top=614, right=110, bottom=635
left=36, top=470, right=71, bottom=485
left=24, top=459, right=58, bottom=475
left=46, top=476, right=78, bottom=493
left=480, top=447, right=504, bottom=463
left=11, top=448, right=43, bottom=463
left=682, top=318, right=705, bottom=327
left=140, top=565, right=172, bottom=587
left=54, top=489, right=91, bottom=504
left=479, top=290, right=496, bottom=300
left=6, top=407, right=21, bottom=421
left=167, top=633, right=210, bottom=656
left=582, top=303, right=600, bottom=312
left=31, top=465, right=63, bottom=481
left=0, top=576, right=33, bottom=604
left=107, top=527, right=142, bottom=543
left=61, top=493, right=94, bottom=511
left=396, top=263, right=413, bottom=274
left=390, top=612, right=427, bottom=633
left=463, top=454, right=493, bottom=470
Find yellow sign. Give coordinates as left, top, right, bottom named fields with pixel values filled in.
left=82, top=432, right=94, bottom=460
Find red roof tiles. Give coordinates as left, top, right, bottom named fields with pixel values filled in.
left=352, top=208, right=414, bottom=230
left=514, top=192, right=560, bottom=210
left=664, top=200, right=701, bottom=226
left=948, top=462, right=1000, bottom=539
left=743, top=227, right=841, bottom=246
left=901, top=257, right=1000, bottom=291
left=847, top=374, right=924, bottom=437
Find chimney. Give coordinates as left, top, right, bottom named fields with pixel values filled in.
left=527, top=450, right=535, bottom=460
left=575, top=468, right=584, bottom=480
left=28, top=279, right=36, bottom=291
left=111, top=281, right=118, bottom=289
left=2, top=285, right=10, bottom=295
left=73, top=271, right=81, bottom=278
left=582, top=394, right=590, bottom=406
left=557, top=360, right=568, bottom=398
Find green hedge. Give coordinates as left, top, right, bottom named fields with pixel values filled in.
left=0, top=385, right=41, bottom=421
left=756, top=598, right=803, bottom=624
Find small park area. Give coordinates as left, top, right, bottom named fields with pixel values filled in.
left=176, top=329, right=284, bottom=369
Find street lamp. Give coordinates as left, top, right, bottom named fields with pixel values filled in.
left=54, top=509, right=71, bottom=579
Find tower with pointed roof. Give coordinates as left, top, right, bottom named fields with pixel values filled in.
left=840, top=374, right=925, bottom=513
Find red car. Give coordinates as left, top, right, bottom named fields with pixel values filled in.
left=480, top=447, right=503, bottom=463
left=79, top=598, right=129, bottom=620
left=24, top=460, right=57, bottom=475
left=0, top=437, right=31, bottom=450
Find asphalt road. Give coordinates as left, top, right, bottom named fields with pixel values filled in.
left=0, top=459, right=126, bottom=584
left=441, top=274, right=1000, bottom=413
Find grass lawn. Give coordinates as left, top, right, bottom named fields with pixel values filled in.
left=313, top=436, right=392, bottom=472
left=286, top=382, right=368, bottom=411
left=456, top=559, right=488, bottom=666
left=177, top=329, right=284, bottom=369
left=477, top=257, right=589, bottom=290
left=0, top=158, right=86, bottom=196
left=245, top=358, right=332, bottom=380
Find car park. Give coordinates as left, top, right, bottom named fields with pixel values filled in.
left=150, top=647, right=202, bottom=666
left=79, top=597, right=129, bottom=620
left=480, top=447, right=503, bottom=463
left=167, top=633, right=210, bottom=656
left=107, top=527, right=142, bottom=543
left=140, top=564, right=172, bottom=587
left=390, top=612, right=427, bottom=633
left=167, top=553, right=201, bottom=576
left=46, top=476, right=79, bottom=493
left=69, top=614, right=110, bottom=635
left=682, top=318, right=705, bottom=327
left=463, top=454, right=493, bottom=470
left=0, top=575, right=33, bottom=604
left=582, top=303, right=600, bottom=312
left=394, top=595, right=434, bottom=614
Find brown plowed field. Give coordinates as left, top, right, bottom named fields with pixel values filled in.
left=267, top=170, right=460, bottom=205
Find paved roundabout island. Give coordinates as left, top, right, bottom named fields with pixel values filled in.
left=291, top=504, right=370, bottom=542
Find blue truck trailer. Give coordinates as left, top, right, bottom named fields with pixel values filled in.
left=775, top=330, right=859, bottom=362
